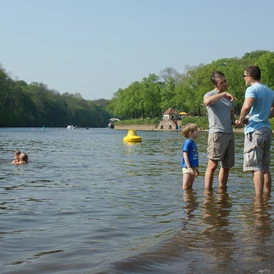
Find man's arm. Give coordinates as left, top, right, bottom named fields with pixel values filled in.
left=204, top=92, right=237, bottom=106
left=239, top=97, right=255, bottom=125
left=231, top=108, right=237, bottom=125
left=183, top=152, right=194, bottom=175
left=269, top=104, right=274, bottom=119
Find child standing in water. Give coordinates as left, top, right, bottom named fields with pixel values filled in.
left=181, top=123, right=199, bottom=189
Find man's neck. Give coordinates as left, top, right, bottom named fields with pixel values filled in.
left=215, top=88, right=225, bottom=93
left=250, top=80, right=260, bottom=86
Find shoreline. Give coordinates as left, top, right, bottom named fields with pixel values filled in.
left=114, top=125, right=159, bottom=131
left=114, top=124, right=245, bottom=133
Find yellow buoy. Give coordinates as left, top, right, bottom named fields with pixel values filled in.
left=123, top=129, right=142, bottom=143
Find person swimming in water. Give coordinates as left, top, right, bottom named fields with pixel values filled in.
left=12, top=152, right=28, bottom=165
left=11, top=150, right=21, bottom=164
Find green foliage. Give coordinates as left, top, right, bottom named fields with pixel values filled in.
left=2, top=49, right=274, bottom=128
left=160, top=77, right=176, bottom=111
left=256, top=52, right=274, bottom=90
left=108, top=49, right=274, bottom=119
left=0, top=68, right=110, bottom=127
left=270, top=118, right=274, bottom=129
left=115, top=118, right=160, bottom=126
left=180, top=117, right=209, bottom=129
left=93, top=98, right=111, bottom=108
left=175, top=64, right=214, bottom=116
left=242, top=50, right=270, bottom=60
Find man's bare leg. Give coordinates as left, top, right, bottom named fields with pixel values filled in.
left=263, top=170, right=271, bottom=194
left=204, top=159, right=218, bottom=190
left=253, top=170, right=264, bottom=195
left=218, top=167, right=229, bottom=189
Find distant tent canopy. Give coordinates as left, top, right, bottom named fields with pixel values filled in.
left=178, top=112, right=188, bottom=115
left=109, top=118, right=120, bottom=122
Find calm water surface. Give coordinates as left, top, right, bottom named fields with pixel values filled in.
left=1, top=128, right=274, bottom=274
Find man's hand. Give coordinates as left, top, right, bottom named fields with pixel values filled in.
left=234, top=120, right=241, bottom=128
left=224, top=92, right=237, bottom=102
left=240, top=117, right=250, bottom=126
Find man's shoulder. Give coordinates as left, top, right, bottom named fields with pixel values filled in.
left=247, top=82, right=272, bottom=93
left=204, top=89, right=217, bottom=97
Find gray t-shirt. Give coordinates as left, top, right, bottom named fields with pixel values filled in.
left=204, top=89, right=234, bottom=134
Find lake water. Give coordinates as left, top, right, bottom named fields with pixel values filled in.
left=1, top=127, right=274, bottom=274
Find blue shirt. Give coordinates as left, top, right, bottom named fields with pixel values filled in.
left=244, top=82, right=274, bottom=134
left=181, top=139, right=199, bottom=168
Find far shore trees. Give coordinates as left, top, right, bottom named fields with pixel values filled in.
left=107, top=50, right=274, bottom=120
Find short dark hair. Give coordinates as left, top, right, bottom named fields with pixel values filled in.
left=210, top=71, right=225, bottom=85
left=244, top=66, right=261, bottom=80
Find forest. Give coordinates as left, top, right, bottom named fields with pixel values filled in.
left=1, top=50, right=274, bottom=127
left=0, top=65, right=111, bottom=127
left=107, top=50, right=274, bottom=119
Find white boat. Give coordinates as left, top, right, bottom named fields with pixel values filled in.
left=67, top=125, right=75, bottom=129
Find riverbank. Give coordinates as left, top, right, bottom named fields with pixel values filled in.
left=114, top=125, right=159, bottom=131
left=114, top=124, right=245, bottom=132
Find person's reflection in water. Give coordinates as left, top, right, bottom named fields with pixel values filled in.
left=253, top=194, right=272, bottom=239
left=216, top=188, right=231, bottom=219
left=202, top=189, right=232, bottom=221
left=238, top=194, right=273, bottom=271
left=183, top=189, right=198, bottom=220
left=201, top=189, right=234, bottom=270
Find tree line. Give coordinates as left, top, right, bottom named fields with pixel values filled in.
left=0, top=65, right=111, bottom=127
left=2, top=50, right=274, bottom=127
left=107, top=50, right=274, bottom=119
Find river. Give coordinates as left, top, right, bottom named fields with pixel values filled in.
left=1, top=127, right=274, bottom=273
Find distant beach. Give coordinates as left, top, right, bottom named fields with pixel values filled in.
left=114, top=124, right=245, bottom=132
left=114, top=124, right=159, bottom=131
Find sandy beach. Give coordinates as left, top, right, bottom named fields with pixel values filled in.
left=114, top=124, right=245, bottom=133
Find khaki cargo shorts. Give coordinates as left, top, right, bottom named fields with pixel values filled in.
left=207, top=132, right=235, bottom=169
left=243, top=127, right=272, bottom=172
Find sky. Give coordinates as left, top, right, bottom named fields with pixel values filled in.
left=1, top=0, right=274, bottom=101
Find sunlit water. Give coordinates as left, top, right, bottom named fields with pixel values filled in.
left=1, top=128, right=274, bottom=274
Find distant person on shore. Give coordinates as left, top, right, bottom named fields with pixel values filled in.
left=203, top=71, right=240, bottom=191
left=181, top=123, right=199, bottom=190
left=239, top=66, right=274, bottom=195
left=12, top=152, right=28, bottom=165
left=11, top=150, right=21, bottom=164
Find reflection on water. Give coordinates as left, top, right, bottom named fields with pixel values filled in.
left=183, top=189, right=198, bottom=220
left=200, top=190, right=234, bottom=271
left=1, top=128, right=274, bottom=273
left=253, top=194, right=272, bottom=235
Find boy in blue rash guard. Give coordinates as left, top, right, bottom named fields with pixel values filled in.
left=181, top=123, right=199, bottom=189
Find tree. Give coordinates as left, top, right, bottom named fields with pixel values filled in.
left=256, top=52, right=274, bottom=89
left=141, top=74, right=162, bottom=118
left=160, top=77, right=176, bottom=111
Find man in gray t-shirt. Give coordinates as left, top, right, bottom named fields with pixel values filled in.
left=203, top=71, right=239, bottom=191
